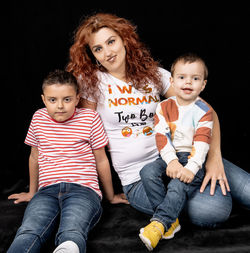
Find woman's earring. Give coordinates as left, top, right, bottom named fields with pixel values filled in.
left=96, top=59, right=101, bottom=67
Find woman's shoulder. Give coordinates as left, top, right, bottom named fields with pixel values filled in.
left=156, top=67, right=171, bottom=95
left=96, top=71, right=111, bottom=83
left=157, top=67, right=171, bottom=77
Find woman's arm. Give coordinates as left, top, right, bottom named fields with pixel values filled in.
left=200, top=110, right=230, bottom=195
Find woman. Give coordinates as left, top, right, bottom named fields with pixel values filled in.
left=66, top=13, right=250, bottom=228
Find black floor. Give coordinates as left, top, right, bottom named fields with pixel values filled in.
left=1, top=197, right=250, bottom=253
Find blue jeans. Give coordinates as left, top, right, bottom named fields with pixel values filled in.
left=7, top=183, right=102, bottom=253
left=123, top=158, right=250, bottom=228
left=141, top=153, right=205, bottom=230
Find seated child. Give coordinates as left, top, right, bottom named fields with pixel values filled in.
left=139, top=53, right=213, bottom=251
left=7, top=69, right=127, bottom=253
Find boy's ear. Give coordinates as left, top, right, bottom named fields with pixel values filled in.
left=41, top=94, right=46, bottom=105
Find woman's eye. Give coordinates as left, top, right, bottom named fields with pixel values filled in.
left=94, top=46, right=102, bottom=53
left=108, top=39, right=115, bottom=45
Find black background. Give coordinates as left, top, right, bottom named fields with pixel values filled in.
left=3, top=1, right=249, bottom=193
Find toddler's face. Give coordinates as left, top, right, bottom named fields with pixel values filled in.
left=42, top=84, right=80, bottom=122
left=170, top=61, right=207, bottom=106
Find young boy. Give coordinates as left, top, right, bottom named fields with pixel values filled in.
left=139, top=53, right=213, bottom=251
left=8, top=70, right=128, bottom=253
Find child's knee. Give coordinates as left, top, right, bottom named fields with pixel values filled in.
left=168, top=178, right=187, bottom=192
left=140, top=163, right=158, bottom=181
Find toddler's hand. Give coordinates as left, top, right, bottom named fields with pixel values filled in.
left=177, top=167, right=195, bottom=183
left=166, top=159, right=183, bottom=179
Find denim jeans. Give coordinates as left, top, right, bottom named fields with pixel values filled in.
left=7, top=183, right=102, bottom=253
left=123, top=157, right=249, bottom=228
left=142, top=153, right=205, bottom=230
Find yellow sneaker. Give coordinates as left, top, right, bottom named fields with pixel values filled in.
left=162, top=218, right=181, bottom=239
left=139, top=221, right=164, bottom=251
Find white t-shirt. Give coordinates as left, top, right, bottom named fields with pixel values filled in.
left=86, top=67, right=170, bottom=186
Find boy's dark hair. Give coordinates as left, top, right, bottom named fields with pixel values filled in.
left=42, top=69, right=79, bottom=94
left=171, top=53, right=208, bottom=80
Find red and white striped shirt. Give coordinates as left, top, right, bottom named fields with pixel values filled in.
left=25, top=107, right=108, bottom=197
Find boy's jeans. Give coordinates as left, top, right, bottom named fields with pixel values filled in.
left=7, top=183, right=102, bottom=253
left=140, top=152, right=205, bottom=230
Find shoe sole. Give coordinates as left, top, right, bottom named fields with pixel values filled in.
left=162, top=224, right=181, bottom=239
left=139, top=228, right=153, bottom=251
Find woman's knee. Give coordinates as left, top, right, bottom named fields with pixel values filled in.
left=223, top=158, right=250, bottom=209
left=239, top=178, right=250, bottom=209
left=186, top=185, right=232, bottom=228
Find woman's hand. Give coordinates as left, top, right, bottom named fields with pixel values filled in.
left=110, top=193, right=129, bottom=204
left=200, top=156, right=230, bottom=195
left=8, top=192, right=35, bottom=204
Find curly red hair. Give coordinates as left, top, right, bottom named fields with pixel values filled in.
left=66, top=13, right=162, bottom=100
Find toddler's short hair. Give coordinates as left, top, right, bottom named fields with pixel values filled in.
left=171, top=53, right=208, bottom=80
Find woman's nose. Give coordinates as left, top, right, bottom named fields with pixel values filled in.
left=103, top=46, right=112, bottom=57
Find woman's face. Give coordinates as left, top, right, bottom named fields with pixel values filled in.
left=88, top=27, right=126, bottom=77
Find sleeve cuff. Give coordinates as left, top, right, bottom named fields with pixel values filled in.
left=161, top=151, right=179, bottom=165
left=185, top=161, right=200, bottom=175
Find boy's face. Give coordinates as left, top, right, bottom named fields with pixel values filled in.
left=41, top=83, right=80, bottom=122
left=170, top=61, right=207, bottom=106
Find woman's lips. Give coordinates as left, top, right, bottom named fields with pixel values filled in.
left=107, top=55, right=116, bottom=63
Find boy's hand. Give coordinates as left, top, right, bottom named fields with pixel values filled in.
left=8, top=192, right=35, bottom=204
left=109, top=193, right=129, bottom=205
left=177, top=167, right=195, bottom=183
left=166, top=159, right=183, bottom=178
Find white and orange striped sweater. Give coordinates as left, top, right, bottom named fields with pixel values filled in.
left=154, top=96, right=213, bottom=175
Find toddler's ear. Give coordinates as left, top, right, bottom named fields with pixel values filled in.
left=170, top=76, right=174, bottom=86
left=201, top=80, right=207, bottom=91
